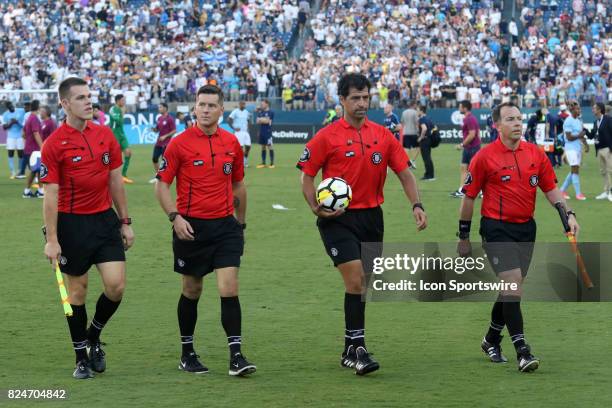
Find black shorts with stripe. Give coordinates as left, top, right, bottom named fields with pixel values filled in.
left=57, top=208, right=126, bottom=276
left=479, top=217, right=536, bottom=277
left=317, top=207, right=384, bottom=267
left=173, top=215, right=244, bottom=277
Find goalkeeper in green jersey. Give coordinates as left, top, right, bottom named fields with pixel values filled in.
left=109, top=94, right=133, bottom=183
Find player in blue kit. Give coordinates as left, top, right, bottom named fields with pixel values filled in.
left=256, top=99, right=275, bottom=168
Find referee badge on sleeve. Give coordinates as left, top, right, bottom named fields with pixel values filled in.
left=529, top=174, right=539, bottom=187
left=102, top=152, right=110, bottom=165
left=299, top=147, right=310, bottom=162
left=40, top=163, right=48, bottom=179
left=223, top=162, right=233, bottom=175
left=464, top=171, right=473, bottom=185
left=159, top=155, right=167, bottom=172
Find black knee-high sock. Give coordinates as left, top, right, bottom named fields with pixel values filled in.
left=344, top=293, right=366, bottom=351
left=269, top=149, right=275, bottom=165
left=178, top=294, right=199, bottom=356
left=87, top=293, right=122, bottom=343
left=261, top=149, right=267, bottom=164
left=485, top=293, right=505, bottom=343
left=502, top=295, right=525, bottom=351
left=221, top=296, right=242, bottom=355
left=66, top=304, right=88, bottom=362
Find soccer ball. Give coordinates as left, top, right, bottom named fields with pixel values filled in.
left=316, top=177, right=352, bottom=211
left=29, top=151, right=41, bottom=172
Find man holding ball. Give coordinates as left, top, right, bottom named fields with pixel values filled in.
left=296, top=73, right=427, bottom=376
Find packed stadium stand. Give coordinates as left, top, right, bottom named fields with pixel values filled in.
left=0, top=0, right=609, bottom=110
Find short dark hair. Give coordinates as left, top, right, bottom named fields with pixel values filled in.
left=30, top=100, right=40, bottom=111
left=115, top=94, right=125, bottom=103
left=337, top=73, right=371, bottom=98
left=58, top=77, right=87, bottom=100
left=459, top=100, right=472, bottom=111
left=418, top=105, right=427, bottom=113
left=196, top=85, right=224, bottom=105
left=160, top=102, right=168, bottom=109
left=492, top=102, right=519, bottom=123
left=594, top=102, right=605, bottom=114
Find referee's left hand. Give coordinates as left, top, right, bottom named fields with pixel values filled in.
left=568, top=215, right=580, bottom=238
left=413, top=208, right=427, bottom=231
left=121, top=224, right=135, bottom=250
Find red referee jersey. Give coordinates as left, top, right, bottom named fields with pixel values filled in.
left=40, top=121, right=122, bottom=214
left=462, top=138, right=557, bottom=223
left=296, top=118, right=410, bottom=209
left=156, top=125, right=244, bottom=219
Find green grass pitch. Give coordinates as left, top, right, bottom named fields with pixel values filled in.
left=0, top=143, right=611, bottom=407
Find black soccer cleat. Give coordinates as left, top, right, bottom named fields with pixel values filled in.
left=73, top=359, right=94, bottom=379
left=88, top=341, right=106, bottom=373
left=341, top=345, right=357, bottom=369
left=354, top=346, right=379, bottom=376
left=229, top=352, right=257, bottom=376
left=517, top=344, right=540, bottom=372
left=481, top=337, right=508, bottom=363
left=179, top=352, right=209, bottom=374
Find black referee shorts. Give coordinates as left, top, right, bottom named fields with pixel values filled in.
left=173, top=215, right=244, bottom=277
left=57, top=208, right=126, bottom=276
left=317, top=207, right=384, bottom=267
left=479, top=217, right=536, bottom=277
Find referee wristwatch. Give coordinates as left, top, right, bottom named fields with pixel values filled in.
left=567, top=210, right=577, bottom=219
left=168, top=212, right=180, bottom=222
left=120, top=218, right=132, bottom=225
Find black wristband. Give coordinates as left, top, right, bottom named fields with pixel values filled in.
left=168, top=212, right=179, bottom=222
left=459, top=220, right=471, bottom=233
left=412, top=203, right=425, bottom=212
left=458, top=220, right=471, bottom=239
left=567, top=210, right=576, bottom=219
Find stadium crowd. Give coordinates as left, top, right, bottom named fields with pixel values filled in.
left=515, top=0, right=611, bottom=108
left=0, top=0, right=296, bottom=110
left=0, top=0, right=609, bottom=111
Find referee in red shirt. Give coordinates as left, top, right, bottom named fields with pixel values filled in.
left=457, top=102, right=579, bottom=372
left=155, top=85, right=256, bottom=377
left=41, top=77, right=135, bottom=379
left=297, top=73, right=427, bottom=375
